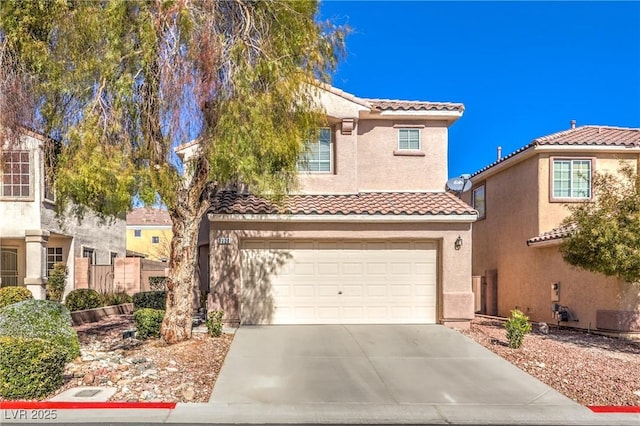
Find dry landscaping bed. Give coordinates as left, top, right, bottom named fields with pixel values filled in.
left=461, top=316, right=640, bottom=406
left=50, top=315, right=233, bottom=403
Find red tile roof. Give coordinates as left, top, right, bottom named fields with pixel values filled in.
left=527, top=223, right=577, bottom=246
left=365, top=99, right=465, bottom=113
left=209, top=191, right=476, bottom=216
left=473, top=126, right=640, bottom=177
left=126, top=207, right=172, bottom=226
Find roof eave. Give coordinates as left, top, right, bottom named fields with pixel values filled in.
left=208, top=213, right=478, bottom=223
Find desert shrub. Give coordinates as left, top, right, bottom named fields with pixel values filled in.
left=64, top=288, right=104, bottom=312
left=133, top=308, right=165, bottom=339
left=505, top=309, right=532, bottom=349
left=102, top=291, right=133, bottom=306
left=148, top=276, right=167, bottom=291
left=0, top=299, right=79, bottom=362
left=133, top=290, right=166, bottom=311
left=47, top=262, right=67, bottom=302
left=0, top=286, right=33, bottom=309
left=206, top=310, right=224, bottom=337
left=0, top=336, right=67, bottom=399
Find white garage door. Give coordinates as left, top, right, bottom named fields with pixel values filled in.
left=240, top=240, right=437, bottom=324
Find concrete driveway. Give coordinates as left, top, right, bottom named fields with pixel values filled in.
left=207, top=325, right=615, bottom=424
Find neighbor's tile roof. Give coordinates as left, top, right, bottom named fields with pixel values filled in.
left=365, top=99, right=465, bottom=113
left=126, top=207, right=171, bottom=226
left=526, top=223, right=577, bottom=246
left=210, top=191, right=476, bottom=216
left=472, top=126, right=640, bottom=177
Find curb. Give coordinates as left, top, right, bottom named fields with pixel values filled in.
left=0, top=401, right=176, bottom=409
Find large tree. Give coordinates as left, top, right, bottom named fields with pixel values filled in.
left=560, top=161, right=640, bottom=284
left=0, top=0, right=345, bottom=343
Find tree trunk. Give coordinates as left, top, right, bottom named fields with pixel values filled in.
left=160, top=209, right=201, bottom=344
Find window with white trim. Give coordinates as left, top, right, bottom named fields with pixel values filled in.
left=134, top=229, right=142, bottom=238
left=47, top=247, right=63, bottom=276
left=1, top=151, right=31, bottom=198
left=151, top=236, right=160, bottom=244
left=297, top=128, right=332, bottom=173
left=472, top=185, right=486, bottom=219
left=552, top=159, right=592, bottom=199
left=398, top=128, right=420, bottom=150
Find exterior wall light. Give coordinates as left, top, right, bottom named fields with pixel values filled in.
left=454, top=235, right=463, bottom=251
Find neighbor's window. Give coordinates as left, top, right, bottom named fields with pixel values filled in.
left=151, top=236, right=160, bottom=244
left=47, top=247, right=63, bottom=276
left=298, top=127, right=332, bottom=173
left=134, top=229, right=142, bottom=238
left=472, top=185, right=486, bottom=219
left=82, top=247, right=95, bottom=265
left=1, top=151, right=31, bottom=198
left=398, top=128, right=420, bottom=150
left=552, top=159, right=592, bottom=199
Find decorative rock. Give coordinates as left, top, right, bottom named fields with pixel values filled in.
left=82, top=373, right=95, bottom=385
left=182, top=386, right=195, bottom=401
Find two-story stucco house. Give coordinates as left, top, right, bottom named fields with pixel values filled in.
left=0, top=129, right=126, bottom=299
left=126, top=207, right=172, bottom=262
left=189, top=85, right=477, bottom=327
left=468, top=123, right=640, bottom=334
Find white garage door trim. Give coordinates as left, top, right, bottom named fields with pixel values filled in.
left=240, top=240, right=437, bottom=325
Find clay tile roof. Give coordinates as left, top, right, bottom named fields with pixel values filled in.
left=526, top=223, right=577, bottom=246
left=209, top=191, right=476, bottom=216
left=365, top=99, right=465, bottom=113
left=126, top=207, right=172, bottom=226
left=472, top=125, right=640, bottom=177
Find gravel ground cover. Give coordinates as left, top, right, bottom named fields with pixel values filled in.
left=461, top=316, right=640, bottom=406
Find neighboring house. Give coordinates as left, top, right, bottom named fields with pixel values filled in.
left=467, top=123, right=640, bottom=334
left=126, top=207, right=172, bottom=262
left=180, top=85, right=478, bottom=326
left=0, top=129, right=126, bottom=299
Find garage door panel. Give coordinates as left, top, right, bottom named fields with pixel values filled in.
left=241, top=240, right=437, bottom=324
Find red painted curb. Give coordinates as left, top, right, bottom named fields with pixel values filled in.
left=588, top=406, right=640, bottom=413
left=0, top=401, right=176, bottom=410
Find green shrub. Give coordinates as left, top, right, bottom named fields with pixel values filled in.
left=148, top=276, right=167, bottom=291
left=0, top=336, right=67, bottom=400
left=505, top=309, right=532, bottom=349
left=64, top=288, right=104, bottom=312
left=206, top=310, right=224, bottom=337
left=0, top=286, right=33, bottom=309
left=102, top=291, right=133, bottom=306
left=133, top=290, right=166, bottom=311
left=133, top=308, right=165, bottom=339
left=47, top=262, right=67, bottom=302
left=0, top=299, right=79, bottom=362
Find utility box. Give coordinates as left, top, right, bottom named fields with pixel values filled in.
left=551, top=282, right=560, bottom=302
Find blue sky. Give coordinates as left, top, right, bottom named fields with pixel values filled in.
left=319, top=1, right=640, bottom=178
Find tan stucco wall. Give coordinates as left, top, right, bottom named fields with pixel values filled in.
left=208, top=220, right=474, bottom=327
left=470, top=151, right=640, bottom=330
left=537, top=152, right=639, bottom=232
left=357, top=120, right=449, bottom=192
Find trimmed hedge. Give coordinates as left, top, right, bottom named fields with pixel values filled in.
left=0, top=336, right=67, bottom=400
left=65, top=288, right=104, bottom=312
left=0, top=286, right=33, bottom=309
left=133, top=308, right=165, bottom=339
left=103, top=291, right=133, bottom=306
left=0, top=299, right=80, bottom=362
left=133, top=291, right=166, bottom=311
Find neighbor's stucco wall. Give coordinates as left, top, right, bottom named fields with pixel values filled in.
left=42, top=204, right=126, bottom=264
left=468, top=154, right=539, bottom=317
left=208, top=220, right=474, bottom=327
left=470, top=151, right=640, bottom=330
left=537, top=152, right=639, bottom=232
